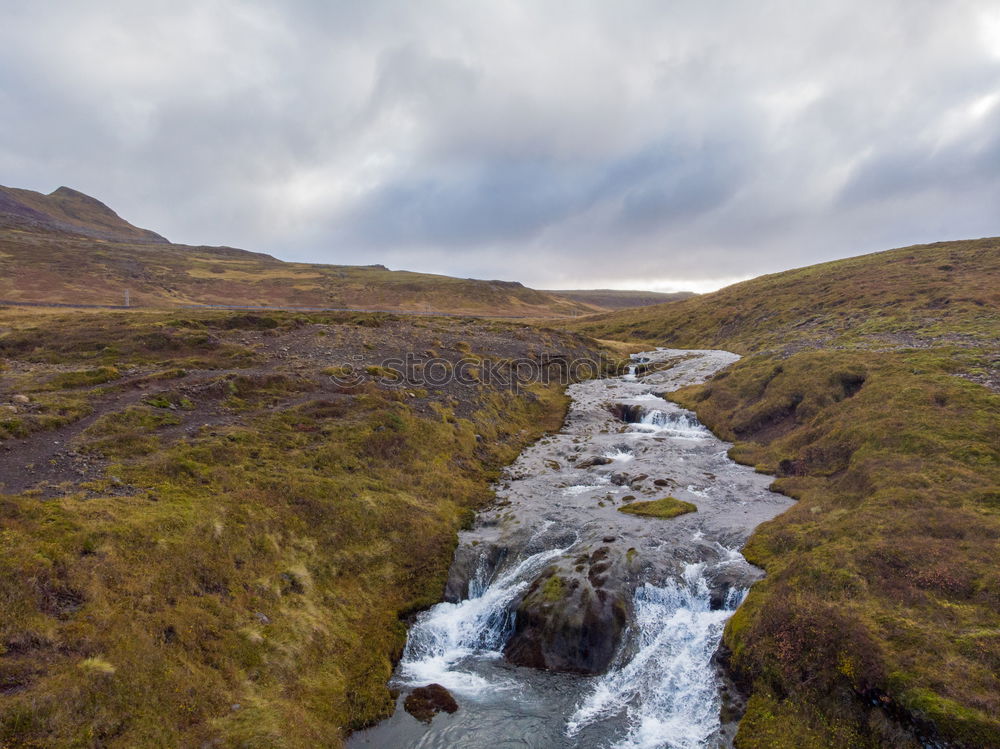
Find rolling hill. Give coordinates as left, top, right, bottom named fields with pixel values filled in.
left=568, top=238, right=1000, bottom=747
left=568, top=238, right=999, bottom=352
left=0, top=185, right=601, bottom=317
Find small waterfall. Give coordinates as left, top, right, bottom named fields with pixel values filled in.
left=628, top=409, right=709, bottom=439
left=624, top=365, right=638, bottom=381
left=396, top=546, right=569, bottom=694
left=566, top=563, right=745, bottom=749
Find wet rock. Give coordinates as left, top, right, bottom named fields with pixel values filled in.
left=404, top=684, right=459, bottom=723
left=504, top=552, right=632, bottom=675
left=704, top=562, right=762, bottom=610
left=607, top=403, right=643, bottom=422
left=576, top=455, right=612, bottom=468
left=610, top=472, right=630, bottom=486
left=444, top=544, right=507, bottom=603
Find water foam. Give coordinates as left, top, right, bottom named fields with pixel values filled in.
left=566, top=563, right=745, bottom=749
left=628, top=409, right=709, bottom=440
left=397, top=547, right=569, bottom=694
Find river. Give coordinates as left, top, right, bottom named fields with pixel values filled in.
left=349, top=349, right=793, bottom=749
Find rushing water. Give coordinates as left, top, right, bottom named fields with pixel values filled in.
left=566, top=565, right=746, bottom=749
left=350, top=349, right=793, bottom=749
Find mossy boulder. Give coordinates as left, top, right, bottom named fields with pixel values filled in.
left=403, top=684, right=459, bottom=724
left=618, top=496, right=697, bottom=518
left=504, top=550, right=631, bottom=674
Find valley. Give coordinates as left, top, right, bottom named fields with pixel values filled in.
left=0, top=190, right=996, bottom=748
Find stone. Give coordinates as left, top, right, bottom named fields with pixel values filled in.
left=504, top=552, right=632, bottom=675
left=11, top=394, right=29, bottom=405
left=403, top=684, right=458, bottom=723
left=444, top=544, right=507, bottom=603
left=577, top=456, right=613, bottom=468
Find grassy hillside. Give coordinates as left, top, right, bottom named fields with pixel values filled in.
left=569, top=238, right=998, bottom=353
left=0, top=186, right=593, bottom=317
left=0, top=307, right=609, bottom=747
left=568, top=238, right=1000, bottom=747
left=543, top=289, right=695, bottom=310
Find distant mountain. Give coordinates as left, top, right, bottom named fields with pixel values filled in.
left=0, top=185, right=602, bottom=317
left=543, top=289, right=695, bottom=311
left=0, top=185, right=168, bottom=244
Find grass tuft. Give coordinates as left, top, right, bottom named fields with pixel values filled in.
left=617, top=496, right=697, bottom=518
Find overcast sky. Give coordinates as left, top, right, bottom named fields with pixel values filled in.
left=2, top=1, right=999, bottom=291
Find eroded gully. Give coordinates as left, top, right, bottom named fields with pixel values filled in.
left=349, top=349, right=794, bottom=749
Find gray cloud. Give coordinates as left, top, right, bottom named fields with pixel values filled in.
left=2, top=0, right=999, bottom=291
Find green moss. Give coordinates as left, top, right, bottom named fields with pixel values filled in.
left=540, top=575, right=567, bottom=602
left=617, top=496, right=697, bottom=518
left=42, top=366, right=121, bottom=390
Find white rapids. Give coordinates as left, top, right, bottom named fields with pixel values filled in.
left=566, top=563, right=746, bottom=749
left=397, top=546, right=571, bottom=694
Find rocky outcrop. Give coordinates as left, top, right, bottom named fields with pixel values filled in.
left=403, top=684, right=459, bottom=723
left=504, top=547, right=633, bottom=674
left=607, top=403, right=644, bottom=423
left=443, top=543, right=508, bottom=603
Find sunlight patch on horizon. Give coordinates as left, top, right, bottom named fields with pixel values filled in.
left=546, top=276, right=754, bottom=294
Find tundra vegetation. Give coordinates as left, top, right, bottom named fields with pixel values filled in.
left=568, top=238, right=1000, bottom=748
left=0, top=308, right=609, bottom=747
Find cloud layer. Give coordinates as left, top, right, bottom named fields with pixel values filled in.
left=2, top=1, right=999, bottom=290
